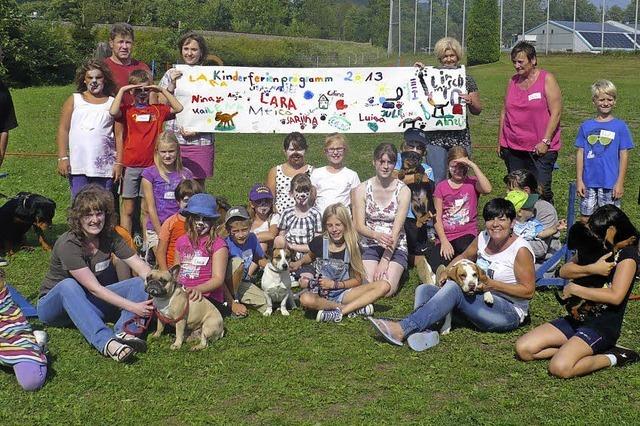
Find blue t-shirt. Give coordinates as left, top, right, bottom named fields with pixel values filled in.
left=394, top=156, right=434, bottom=219
left=575, top=118, right=634, bottom=189
left=225, top=233, right=264, bottom=280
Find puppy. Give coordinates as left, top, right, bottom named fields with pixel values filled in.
left=144, top=266, right=224, bottom=351
left=408, top=181, right=435, bottom=229
left=260, top=248, right=296, bottom=316
left=0, top=192, right=56, bottom=254
left=397, top=151, right=426, bottom=182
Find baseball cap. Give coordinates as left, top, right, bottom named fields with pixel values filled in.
left=181, top=193, right=220, bottom=219
left=225, top=206, right=250, bottom=226
left=505, top=190, right=528, bottom=211
left=522, top=193, right=539, bottom=210
left=249, top=183, right=273, bottom=201
left=403, top=128, right=427, bottom=147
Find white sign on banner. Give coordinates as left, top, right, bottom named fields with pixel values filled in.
left=174, top=66, right=467, bottom=134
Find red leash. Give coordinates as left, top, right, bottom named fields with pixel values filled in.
left=122, top=299, right=190, bottom=336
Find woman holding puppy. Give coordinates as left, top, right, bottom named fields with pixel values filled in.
left=370, top=198, right=536, bottom=351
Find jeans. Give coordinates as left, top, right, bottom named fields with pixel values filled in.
left=37, top=277, right=147, bottom=353
left=425, top=144, right=473, bottom=184
left=500, top=148, right=557, bottom=204
left=400, top=281, right=521, bottom=335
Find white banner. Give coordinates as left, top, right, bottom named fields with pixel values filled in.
left=174, top=66, right=467, bottom=134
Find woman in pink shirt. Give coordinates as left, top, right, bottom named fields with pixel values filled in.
left=499, top=41, right=562, bottom=204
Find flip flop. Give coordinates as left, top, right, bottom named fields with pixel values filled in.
left=407, top=330, right=440, bottom=352
left=115, top=332, right=148, bottom=353
left=368, top=317, right=403, bottom=346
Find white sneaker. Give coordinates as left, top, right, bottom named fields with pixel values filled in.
left=348, top=304, right=374, bottom=318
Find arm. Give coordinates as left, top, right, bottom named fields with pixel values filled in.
left=433, top=196, right=449, bottom=246
left=192, top=247, right=228, bottom=295
left=266, top=167, right=277, bottom=208
left=55, top=96, right=74, bottom=177
left=290, top=251, right=314, bottom=272
left=0, top=132, right=7, bottom=168
left=389, top=185, right=411, bottom=251
left=141, top=177, right=162, bottom=235
left=458, top=157, right=491, bottom=194
left=109, top=85, right=138, bottom=118
left=543, top=72, right=562, bottom=142
left=484, top=247, right=536, bottom=300
left=537, top=224, right=557, bottom=239
left=576, top=147, right=585, bottom=197
left=149, top=85, right=183, bottom=114
left=122, top=254, right=152, bottom=278
left=461, top=90, right=482, bottom=115
left=613, top=149, right=628, bottom=199
left=156, top=238, right=169, bottom=270
left=255, top=223, right=278, bottom=244
left=559, top=253, right=615, bottom=280
left=563, top=258, right=636, bottom=306
left=113, top=121, right=124, bottom=181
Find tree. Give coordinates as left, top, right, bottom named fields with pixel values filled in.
left=606, top=5, right=625, bottom=22
left=466, top=0, right=500, bottom=65
left=229, top=0, right=291, bottom=35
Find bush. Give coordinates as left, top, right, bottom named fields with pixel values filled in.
left=466, top=0, right=500, bottom=65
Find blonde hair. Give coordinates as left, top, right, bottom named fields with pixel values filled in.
left=153, top=132, right=187, bottom=182
left=434, top=37, right=463, bottom=64
left=591, top=79, right=617, bottom=100
left=324, top=133, right=347, bottom=150
left=322, top=203, right=366, bottom=280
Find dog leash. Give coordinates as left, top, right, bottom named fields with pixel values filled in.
left=122, top=299, right=190, bottom=336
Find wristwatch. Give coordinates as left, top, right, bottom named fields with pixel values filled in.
left=541, top=138, right=551, bottom=146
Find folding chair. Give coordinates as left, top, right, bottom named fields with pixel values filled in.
left=535, top=181, right=577, bottom=287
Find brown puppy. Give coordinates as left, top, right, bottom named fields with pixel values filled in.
left=446, top=259, right=492, bottom=304
left=145, top=265, right=224, bottom=351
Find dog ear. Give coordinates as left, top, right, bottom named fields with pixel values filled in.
left=169, top=264, right=181, bottom=281
left=446, top=265, right=458, bottom=283
left=476, top=266, right=488, bottom=283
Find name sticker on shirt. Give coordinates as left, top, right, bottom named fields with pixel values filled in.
left=95, top=259, right=111, bottom=272
left=600, top=130, right=615, bottom=140
left=164, top=191, right=176, bottom=200
left=289, top=228, right=308, bottom=237
left=135, top=114, right=151, bottom=122
left=528, top=92, right=542, bottom=101
left=191, top=256, right=209, bottom=266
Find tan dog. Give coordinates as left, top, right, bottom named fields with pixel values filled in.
left=144, top=266, right=224, bottom=351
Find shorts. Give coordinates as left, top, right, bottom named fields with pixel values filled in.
left=550, top=317, right=615, bottom=354
left=121, top=167, right=145, bottom=198
left=181, top=144, right=214, bottom=179
left=580, top=188, right=620, bottom=216
left=361, top=244, right=409, bottom=269
left=326, top=288, right=351, bottom=304
left=145, top=229, right=159, bottom=249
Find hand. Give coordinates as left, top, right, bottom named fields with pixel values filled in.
left=121, top=83, right=145, bottom=92
left=231, top=301, right=247, bottom=317
left=289, top=261, right=301, bottom=272
left=437, top=268, right=448, bottom=286
left=576, top=180, right=586, bottom=197
left=186, top=287, right=203, bottom=302
left=439, top=241, right=455, bottom=261
left=179, top=127, right=198, bottom=138
left=318, top=278, right=336, bottom=290
left=557, top=218, right=567, bottom=231
left=497, top=145, right=503, bottom=158
left=533, top=142, right=549, bottom=156
left=168, top=68, right=183, bottom=83
left=375, top=231, right=394, bottom=250
left=414, top=61, right=425, bottom=68
left=591, top=252, right=615, bottom=276
left=460, top=93, right=472, bottom=106
left=452, top=156, right=475, bottom=169
left=113, top=163, right=123, bottom=181
left=562, top=282, right=576, bottom=299
left=144, top=85, right=163, bottom=93
left=613, top=181, right=624, bottom=199
left=129, top=299, right=154, bottom=317
left=57, top=158, right=70, bottom=177
left=374, top=259, right=389, bottom=281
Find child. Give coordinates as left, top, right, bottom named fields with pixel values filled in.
left=575, top=79, right=634, bottom=222
left=427, top=146, right=492, bottom=272
left=157, top=179, right=202, bottom=270
left=56, top=59, right=117, bottom=198
left=291, top=203, right=390, bottom=323
left=248, top=183, right=280, bottom=254
left=506, top=190, right=546, bottom=241
left=141, top=132, right=193, bottom=258
left=223, top=206, right=269, bottom=317
left=310, top=133, right=360, bottom=215
left=276, top=173, right=323, bottom=260
left=109, top=69, right=183, bottom=236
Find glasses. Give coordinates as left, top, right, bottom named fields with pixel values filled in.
left=326, top=147, right=345, bottom=154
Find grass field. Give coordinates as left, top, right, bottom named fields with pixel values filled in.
left=1, top=53, right=639, bottom=424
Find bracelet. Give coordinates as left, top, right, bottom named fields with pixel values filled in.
left=333, top=280, right=338, bottom=290
left=57, top=156, right=69, bottom=161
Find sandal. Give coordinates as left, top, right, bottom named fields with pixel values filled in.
left=368, top=317, right=404, bottom=347
left=104, top=339, right=136, bottom=363
left=115, top=332, right=148, bottom=353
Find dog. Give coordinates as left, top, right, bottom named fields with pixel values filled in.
left=408, top=181, right=435, bottom=229
left=397, top=151, right=426, bottom=182
left=0, top=192, right=56, bottom=254
left=260, top=248, right=296, bottom=316
left=144, top=266, right=224, bottom=351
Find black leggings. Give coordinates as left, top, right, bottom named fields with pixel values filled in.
left=426, top=234, right=476, bottom=271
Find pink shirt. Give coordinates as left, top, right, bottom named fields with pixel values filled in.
left=499, top=69, right=561, bottom=152
left=434, top=176, right=479, bottom=242
left=175, top=235, right=227, bottom=302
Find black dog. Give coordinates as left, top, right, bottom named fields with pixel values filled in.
left=408, top=181, right=435, bottom=229
left=0, top=192, right=56, bottom=254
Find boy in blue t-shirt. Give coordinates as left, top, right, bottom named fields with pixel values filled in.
left=223, top=206, right=268, bottom=316
left=576, top=79, right=634, bottom=221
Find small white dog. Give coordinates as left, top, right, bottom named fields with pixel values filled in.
left=260, top=248, right=296, bottom=316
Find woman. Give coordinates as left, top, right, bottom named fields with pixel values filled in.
left=516, top=205, right=639, bottom=378
left=499, top=41, right=562, bottom=204
left=415, top=37, right=482, bottom=183
left=159, top=32, right=215, bottom=185
left=352, top=143, right=411, bottom=297
left=370, top=198, right=536, bottom=351
left=37, top=185, right=153, bottom=362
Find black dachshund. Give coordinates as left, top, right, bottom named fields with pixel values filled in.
left=0, top=192, right=56, bottom=254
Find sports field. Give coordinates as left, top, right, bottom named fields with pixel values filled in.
left=1, top=53, right=639, bottom=424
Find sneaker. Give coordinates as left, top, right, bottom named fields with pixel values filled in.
left=347, top=304, right=374, bottom=318
left=133, top=233, right=144, bottom=249
left=290, top=273, right=300, bottom=288
left=316, top=308, right=343, bottom=323
left=606, top=345, right=640, bottom=367
left=0, top=257, right=7, bottom=267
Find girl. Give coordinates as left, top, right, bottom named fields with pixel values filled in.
left=427, top=146, right=492, bottom=272
left=56, top=59, right=117, bottom=198
left=352, top=143, right=411, bottom=297
left=174, top=193, right=243, bottom=317
left=276, top=174, right=323, bottom=260
left=141, top=132, right=193, bottom=257
left=291, top=203, right=390, bottom=323
left=248, top=183, right=280, bottom=254
left=266, top=132, right=314, bottom=213
left=310, top=133, right=361, bottom=215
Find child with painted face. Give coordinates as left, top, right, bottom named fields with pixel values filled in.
left=248, top=183, right=280, bottom=254
left=266, top=132, right=314, bottom=214
left=310, top=133, right=361, bottom=215
left=141, top=132, right=193, bottom=259
left=174, top=194, right=234, bottom=315
left=291, top=203, right=390, bottom=322
left=56, top=59, right=118, bottom=198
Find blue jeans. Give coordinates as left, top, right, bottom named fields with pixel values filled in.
left=400, top=281, right=521, bottom=335
left=37, top=277, right=147, bottom=353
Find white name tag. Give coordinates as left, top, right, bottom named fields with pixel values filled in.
left=600, top=130, right=615, bottom=140
left=289, top=228, right=308, bottom=237
left=528, top=92, right=542, bottom=101
left=374, top=225, right=390, bottom=234
left=95, top=259, right=111, bottom=272
left=454, top=198, right=464, bottom=207
left=163, top=191, right=176, bottom=200
left=135, top=114, right=151, bottom=122
left=191, top=256, right=209, bottom=266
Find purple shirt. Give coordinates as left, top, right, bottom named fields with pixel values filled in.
left=434, top=176, right=479, bottom=242
left=141, top=166, right=193, bottom=229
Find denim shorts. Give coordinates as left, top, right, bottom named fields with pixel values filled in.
left=361, top=244, right=408, bottom=269
left=550, top=317, right=615, bottom=354
left=326, top=288, right=351, bottom=304
left=580, top=188, right=620, bottom=216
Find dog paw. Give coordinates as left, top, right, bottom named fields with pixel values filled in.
left=263, top=309, right=273, bottom=316
left=190, top=344, right=207, bottom=351
left=149, top=332, right=161, bottom=340
left=170, top=343, right=182, bottom=350
left=484, top=292, right=494, bottom=305
left=280, top=308, right=290, bottom=316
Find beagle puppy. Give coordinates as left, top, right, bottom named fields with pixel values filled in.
left=446, top=259, right=493, bottom=305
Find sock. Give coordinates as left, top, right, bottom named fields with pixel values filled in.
left=605, top=353, right=617, bottom=367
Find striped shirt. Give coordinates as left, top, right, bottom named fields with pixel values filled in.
left=0, top=287, right=47, bottom=366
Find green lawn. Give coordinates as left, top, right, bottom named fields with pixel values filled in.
left=1, top=54, right=639, bottom=424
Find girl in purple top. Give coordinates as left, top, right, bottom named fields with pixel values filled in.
left=499, top=41, right=562, bottom=204
left=428, top=146, right=492, bottom=272
left=141, top=132, right=193, bottom=258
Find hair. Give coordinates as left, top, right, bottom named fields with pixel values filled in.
left=373, top=142, right=398, bottom=163
left=591, top=79, right=617, bottom=100
left=322, top=203, right=367, bottom=280
left=174, top=179, right=203, bottom=201
left=446, top=146, right=469, bottom=179
left=67, top=184, right=116, bottom=241
left=225, top=217, right=252, bottom=232
left=283, top=132, right=308, bottom=151
left=482, top=198, right=517, bottom=222
left=434, top=37, right=463, bottom=63
left=177, top=31, right=208, bottom=65
left=110, top=23, right=134, bottom=41
left=74, top=59, right=116, bottom=96
left=324, top=133, right=347, bottom=150
left=184, top=212, right=220, bottom=253
left=128, top=69, right=152, bottom=85
left=503, top=169, right=543, bottom=195
left=153, top=132, right=186, bottom=182
left=511, top=41, right=537, bottom=64
left=588, top=205, right=639, bottom=246
left=289, top=173, right=316, bottom=206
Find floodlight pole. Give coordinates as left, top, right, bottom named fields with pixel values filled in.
left=388, top=0, right=394, bottom=55
left=572, top=0, right=577, bottom=52
left=601, top=0, right=606, bottom=54
left=414, top=0, right=418, bottom=54
left=462, top=0, right=467, bottom=50
left=634, top=0, right=639, bottom=51
left=429, top=0, right=433, bottom=53
left=522, top=0, right=526, bottom=41
left=500, top=0, right=504, bottom=48
left=445, top=0, right=449, bottom=37
left=545, top=0, right=550, bottom=54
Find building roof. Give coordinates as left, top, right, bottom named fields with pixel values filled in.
left=552, top=20, right=625, bottom=33
left=525, top=20, right=640, bottom=51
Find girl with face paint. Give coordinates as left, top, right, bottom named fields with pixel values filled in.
left=56, top=59, right=118, bottom=198
left=248, top=183, right=280, bottom=254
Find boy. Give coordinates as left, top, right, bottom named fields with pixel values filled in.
left=109, top=70, right=183, bottom=236
left=223, top=206, right=269, bottom=317
left=156, top=179, right=202, bottom=270
left=576, top=79, right=634, bottom=222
